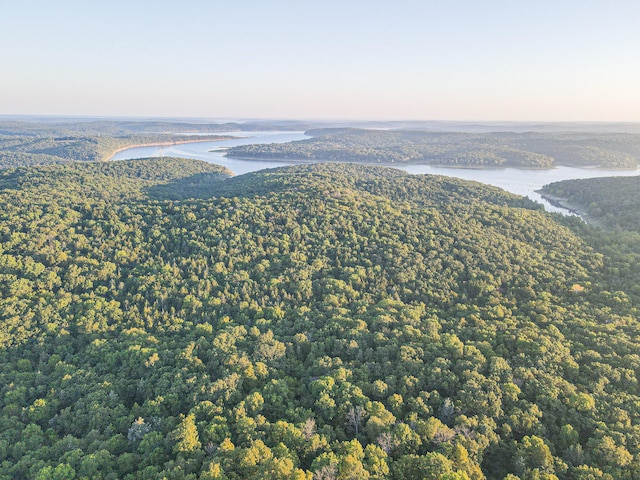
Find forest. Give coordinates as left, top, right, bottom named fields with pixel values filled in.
left=540, top=174, right=640, bottom=308
left=227, top=128, right=640, bottom=168
left=1, top=157, right=639, bottom=479
left=540, top=176, right=640, bottom=232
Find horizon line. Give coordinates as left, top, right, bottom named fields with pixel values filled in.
left=2, top=114, right=640, bottom=125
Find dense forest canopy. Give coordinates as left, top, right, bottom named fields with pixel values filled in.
left=539, top=174, right=640, bottom=308
left=1, top=158, right=639, bottom=479
left=227, top=128, right=640, bottom=169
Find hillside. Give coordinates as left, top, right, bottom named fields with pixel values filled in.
left=227, top=128, right=640, bottom=168
left=0, top=159, right=638, bottom=479
left=540, top=175, right=640, bottom=306
left=540, top=175, right=640, bottom=232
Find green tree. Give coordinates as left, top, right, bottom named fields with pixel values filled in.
left=173, top=413, right=202, bottom=454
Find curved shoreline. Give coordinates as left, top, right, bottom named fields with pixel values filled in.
left=105, top=136, right=237, bottom=161
left=536, top=191, right=599, bottom=225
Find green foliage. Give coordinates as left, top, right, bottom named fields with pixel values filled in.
left=541, top=176, right=640, bottom=304
left=227, top=128, right=640, bottom=168
left=0, top=160, right=639, bottom=479
left=173, top=414, right=202, bottom=454
left=541, top=175, right=640, bottom=232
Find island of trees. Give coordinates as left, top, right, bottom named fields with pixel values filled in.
left=227, top=128, right=640, bottom=168
left=0, top=158, right=639, bottom=479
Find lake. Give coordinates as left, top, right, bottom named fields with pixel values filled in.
left=110, top=131, right=640, bottom=215
left=110, top=131, right=306, bottom=175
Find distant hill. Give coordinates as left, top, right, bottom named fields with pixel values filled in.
left=0, top=132, right=235, bottom=168
left=227, top=127, right=640, bottom=168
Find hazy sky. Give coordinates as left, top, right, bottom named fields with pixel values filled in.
left=2, top=0, right=640, bottom=121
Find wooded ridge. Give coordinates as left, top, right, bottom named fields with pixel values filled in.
left=0, top=159, right=638, bottom=478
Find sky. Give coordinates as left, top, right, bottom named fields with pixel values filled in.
left=2, top=0, right=640, bottom=121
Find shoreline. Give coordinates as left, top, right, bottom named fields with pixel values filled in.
left=223, top=154, right=638, bottom=171
left=222, top=154, right=524, bottom=168
left=535, top=192, right=583, bottom=215
left=536, top=191, right=602, bottom=226
left=105, top=136, right=237, bottom=161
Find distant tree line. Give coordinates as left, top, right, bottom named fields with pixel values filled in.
left=227, top=128, right=640, bottom=168
left=0, top=133, right=235, bottom=168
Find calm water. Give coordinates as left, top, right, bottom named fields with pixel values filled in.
left=109, top=131, right=306, bottom=175
left=111, top=131, right=640, bottom=215
left=397, top=164, right=640, bottom=214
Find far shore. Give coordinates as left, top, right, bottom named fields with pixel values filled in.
left=222, top=155, right=561, bottom=172
left=223, top=153, right=639, bottom=171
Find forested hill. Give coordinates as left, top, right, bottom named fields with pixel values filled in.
left=1, top=159, right=639, bottom=479
left=215, top=162, right=540, bottom=211
left=541, top=175, right=640, bottom=232
left=539, top=175, right=640, bottom=308
left=0, top=134, right=234, bottom=169
left=226, top=128, right=640, bottom=168
left=0, top=157, right=233, bottom=204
